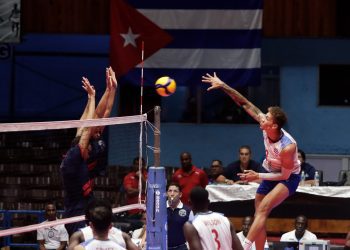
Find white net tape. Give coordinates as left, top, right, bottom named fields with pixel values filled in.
left=0, top=114, right=147, bottom=132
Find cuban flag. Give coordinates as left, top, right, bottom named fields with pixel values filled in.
left=110, top=0, right=262, bottom=87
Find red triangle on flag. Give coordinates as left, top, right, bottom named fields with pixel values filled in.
left=110, top=0, right=173, bottom=78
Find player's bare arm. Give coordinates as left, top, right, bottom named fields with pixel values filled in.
left=76, top=77, right=96, bottom=136
left=230, top=223, right=244, bottom=250
left=280, top=143, right=297, bottom=171
left=183, top=222, right=203, bottom=250
left=202, top=72, right=263, bottom=122
left=67, top=231, right=84, bottom=250
left=122, top=232, right=139, bottom=250
left=79, top=78, right=96, bottom=158
left=103, top=67, right=118, bottom=118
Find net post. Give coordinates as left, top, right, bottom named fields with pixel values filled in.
left=146, top=166, right=167, bottom=250
left=154, top=106, right=161, bottom=167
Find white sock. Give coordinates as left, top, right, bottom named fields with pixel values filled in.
left=242, top=238, right=253, bottom=250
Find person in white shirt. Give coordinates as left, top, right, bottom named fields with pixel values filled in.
left=68, top=199, right=138, bottom=250
left=74, top=199, right=125, bottom=250
left=280, top=215, right=317, bottom=242
left=237, top=216, right=269, bottom=250
left=37, top=202, right=69, bottom=250
left=131, top=211, right=146, bottom=249
left=183, top=186, right=243, bottom=250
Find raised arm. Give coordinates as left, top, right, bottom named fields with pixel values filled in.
left=202, top=72, right=264, bottom=123
left=103, top=67, right=118, bottom=118
left=76, top=77, right=96, bottom=137
left=94, top=67, right=117, bottom=119
left=78, top=78, right=95, bottom=159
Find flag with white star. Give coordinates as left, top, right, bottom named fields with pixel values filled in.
left=110, top=0, right=172, bottom=78
left=110, top=0, right=262, bottom=87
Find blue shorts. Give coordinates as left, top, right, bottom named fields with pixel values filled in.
left=256, top=173, right=301, bottom=196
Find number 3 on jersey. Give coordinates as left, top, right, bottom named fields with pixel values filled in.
left=211, top=229, right=221, bottom=250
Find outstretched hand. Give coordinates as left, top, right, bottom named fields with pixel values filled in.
left=202, top=72, right=225, bottom=91
left=106, top=66, right=118, bottom=90
left=82, top=77, right=95, bottom=97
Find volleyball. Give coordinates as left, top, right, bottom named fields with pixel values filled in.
left=155, top=76, right=176, bottom=97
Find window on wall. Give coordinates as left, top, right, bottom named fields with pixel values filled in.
left=119, top=66, right=280, bottom=123
left=319, top=65, right=350, bottom=106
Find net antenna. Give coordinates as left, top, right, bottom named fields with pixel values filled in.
left=138, top=40, right=145, bottom=205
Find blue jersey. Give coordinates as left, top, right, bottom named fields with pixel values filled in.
left=60, top=145, right=93, bottom=206
left=60, top=144, right=93, bottom=235
left=167, top=201, right=191, bottom=247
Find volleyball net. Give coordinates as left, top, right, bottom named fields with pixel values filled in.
left=0, top=111, right=162, bottom=241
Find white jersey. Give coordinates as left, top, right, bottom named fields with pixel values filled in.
left=192, top=211, right=232, bottom=250
left=280, top=229, right=317, bottom=242
left=262, top=129, right=300, bottom=174
left=37, top=219, right=69, bottom=249
left=80, top=226, right=126, bottom=248
left=81, top=238, right=125, bottom=250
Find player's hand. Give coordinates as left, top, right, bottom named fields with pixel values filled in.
left=82, top=77, right=95, bottom=97
left=202, top=72, right=225, bottom=91
left=106, top=66, right=117, bottom=89
left=237, top=170, right=259, bottom=182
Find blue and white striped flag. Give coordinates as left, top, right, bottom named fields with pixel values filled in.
left=116, top=0, right=262, bottom=87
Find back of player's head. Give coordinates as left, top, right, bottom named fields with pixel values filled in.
left=268, top=106, right=287, bottom=128
left=89, top=199, right=113, bottom=234
left=189, top=186, right=209, bottom=210
left=85, top=199, right=112, bottom=223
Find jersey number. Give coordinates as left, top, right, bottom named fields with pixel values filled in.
left=211, top=229, right=221, bottom=250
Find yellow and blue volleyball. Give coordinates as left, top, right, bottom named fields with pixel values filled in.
left=155, top=76, right=176, bottom=97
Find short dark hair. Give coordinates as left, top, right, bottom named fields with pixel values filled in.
left=190, top=186, right=209, bottom=210
left=180, top=152, right=192, bottom=159
left=211, top=159, right=223, bottom=166
left=298, top=149, right=306, bottom=161
left=268, top=106, right=287, bottom=128
left=167, top=182, right=182, bottom=192
left=85, top=199, right=112, bottom=223
left=88, top=199, right=113, bottom=234
left=296, top=215, right=308, bottom=227
left=133, top=157, right=145, bottom=165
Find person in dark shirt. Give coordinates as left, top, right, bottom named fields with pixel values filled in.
left=298, top=149, right=316, bottom=185
left=167, top=182, right=192, bottom=250
left=60, top=78, right=96, bottom=236
left=61, top=67, right=118, bottom=236
left=224, top=145, right=261, bottom=183
left=208, top=159, right=234, bottom=185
